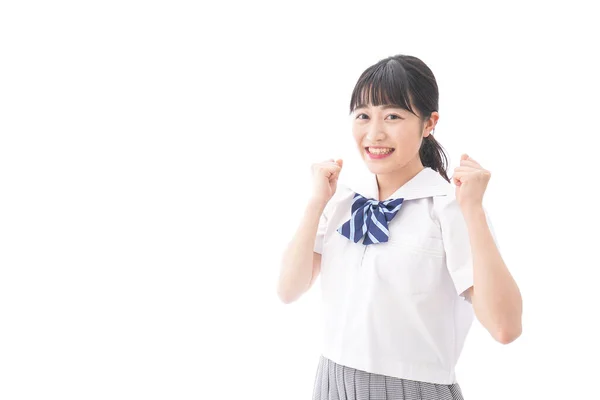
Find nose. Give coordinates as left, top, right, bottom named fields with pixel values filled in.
left=365, top=120, right=386, bottom=143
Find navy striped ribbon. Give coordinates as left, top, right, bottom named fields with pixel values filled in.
left=337, top=193, right=404, bottom=245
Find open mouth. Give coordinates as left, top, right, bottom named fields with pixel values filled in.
left=366, top=147, right=395, bottom=158
left=366, top=147, right=395, bottom=155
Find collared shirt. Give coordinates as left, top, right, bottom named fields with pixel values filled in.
left=314, top=167, right=499, bottom=384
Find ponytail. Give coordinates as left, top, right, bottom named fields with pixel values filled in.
left=419, top=130, right=450, bottom=183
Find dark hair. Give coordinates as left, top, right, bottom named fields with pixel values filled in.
left=349, top=55, right=450, bottom=182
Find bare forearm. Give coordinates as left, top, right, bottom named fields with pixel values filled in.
left=277, top=198, right=326, bottom=303
left=463, top=206, right=522, bottom=343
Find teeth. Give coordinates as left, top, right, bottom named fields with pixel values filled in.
left=368, top=147, right=394, bottom=155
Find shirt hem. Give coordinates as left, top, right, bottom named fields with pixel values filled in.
left=321, top=350, right=457, bottom=385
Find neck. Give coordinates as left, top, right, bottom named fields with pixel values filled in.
left=376, top=158, right=425, bottom=201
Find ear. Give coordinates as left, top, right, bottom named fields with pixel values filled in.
left=423, top=111, right=439, bottom=137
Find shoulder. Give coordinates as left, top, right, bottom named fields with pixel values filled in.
left=327, top=182, right=354, bottom=207
left=323, top=182, right=354, bottom=217
left=432, top=190, right=464, bottom=225
left=432, top=190, right=495, bottom=236
left=432, top=190, right=457, bottom=210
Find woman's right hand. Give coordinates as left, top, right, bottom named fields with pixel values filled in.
left=310, top=159, right=343, bottom=205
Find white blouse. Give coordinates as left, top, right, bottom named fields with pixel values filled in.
left=314, top=167, right=498, bottom=384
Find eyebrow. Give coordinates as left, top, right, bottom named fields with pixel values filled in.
left=380, top=105, right=406, bottom=111
left=354, top=104, right=406, bottom=111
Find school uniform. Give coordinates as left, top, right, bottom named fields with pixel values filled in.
left=312, top=167, right=498, bottom=400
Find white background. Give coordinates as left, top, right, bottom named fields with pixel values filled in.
left=1, top=1, right=599, bottom=399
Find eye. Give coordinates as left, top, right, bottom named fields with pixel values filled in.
left=356, top=113, right=369, bottom=120
left=386, top=114, right=403, bottom=120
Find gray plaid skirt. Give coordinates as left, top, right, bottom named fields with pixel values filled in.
left=313, top=356, right=464, bottom=400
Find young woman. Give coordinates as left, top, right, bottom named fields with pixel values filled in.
left=277, top=54, right=522, bottom=400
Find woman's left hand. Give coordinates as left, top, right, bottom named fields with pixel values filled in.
left=452, top=153, right=491, bottom=211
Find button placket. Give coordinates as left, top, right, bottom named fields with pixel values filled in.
left=360, top=245, right=368, bottom=266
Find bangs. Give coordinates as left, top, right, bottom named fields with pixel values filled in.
left=349, top=59, right=415, bottom=115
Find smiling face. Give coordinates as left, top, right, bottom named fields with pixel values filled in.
left=352, top=103, right=436, bottom=175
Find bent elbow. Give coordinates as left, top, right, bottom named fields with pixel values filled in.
left=495, top=325, right=522, bottom=345
left=277, top=290, right=296, bottom=304
left=276, top=283, right=301, bottom=304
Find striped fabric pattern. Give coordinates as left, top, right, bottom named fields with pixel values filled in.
left=313, top=356, right=465, bottom=400
left=337, top=193, right=404, bottom=245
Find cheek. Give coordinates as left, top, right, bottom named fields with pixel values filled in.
left=352, top=128, right=363, bottom=145
left=391, top=130, right=422, bottom=153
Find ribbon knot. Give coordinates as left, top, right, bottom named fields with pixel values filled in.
left=337, top=193, right=404, bottom=245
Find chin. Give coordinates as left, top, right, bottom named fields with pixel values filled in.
left=363, top=159, right=398, bottom=175
left=363, top=151, right=420, bottom=174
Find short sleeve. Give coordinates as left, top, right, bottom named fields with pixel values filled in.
left=434, top=196, right=500, bottom=302
left=313, top=185, right=349, bottom=254
left=314, top=207, right=329, bottom=254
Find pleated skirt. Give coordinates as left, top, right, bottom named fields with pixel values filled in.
left=313, top=356, right=465, bottom=400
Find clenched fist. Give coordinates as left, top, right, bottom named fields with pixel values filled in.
left=452, top=153, right=491, bottom=211
left=311, top=159, right=343, bottom=205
